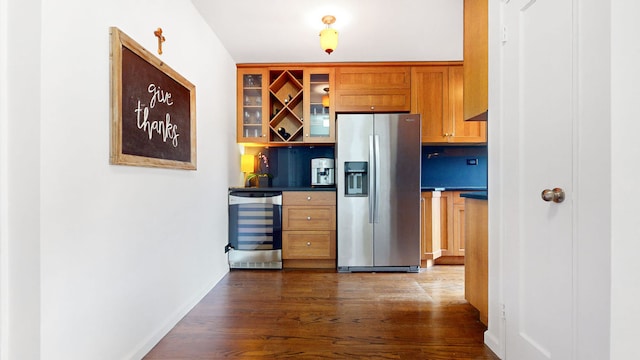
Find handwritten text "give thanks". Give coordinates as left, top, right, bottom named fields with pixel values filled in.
left=134, top=84, right=180, bottom=147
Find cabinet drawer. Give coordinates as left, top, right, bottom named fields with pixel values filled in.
left=283, top=191, right=335, bottom=206
left=283, top=206, right=336, bottom=230
left=282, top=231, right=336, bottom=259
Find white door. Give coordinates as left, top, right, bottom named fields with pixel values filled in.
left=500, top=0, right=574, bottom=358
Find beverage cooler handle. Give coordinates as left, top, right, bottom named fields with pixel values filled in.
left=374, top=135, right=381, bottom=223
left=369, top=135, right=375, bottom=224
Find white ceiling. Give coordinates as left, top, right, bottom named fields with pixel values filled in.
left=190, top=0, right=463, bottom=64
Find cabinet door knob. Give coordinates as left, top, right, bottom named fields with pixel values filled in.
left=306, top=242, right=311, bottom=246
left=307, top=196, right=311, bottom=201
left=307, top=216, right=311, bottom=220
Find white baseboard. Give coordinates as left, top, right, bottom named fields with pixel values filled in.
left=485, top=329, right=504, bottom=359
left=125, top=277, right=222, bottom=360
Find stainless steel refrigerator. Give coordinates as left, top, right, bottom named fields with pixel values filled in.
left=336, top=113, right=421, bottom=272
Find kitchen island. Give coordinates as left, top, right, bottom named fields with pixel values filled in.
left=461, top=191, right=488, bottom=325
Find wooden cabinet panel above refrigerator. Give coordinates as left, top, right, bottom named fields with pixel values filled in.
left=334, top=66, right=411, bottom=113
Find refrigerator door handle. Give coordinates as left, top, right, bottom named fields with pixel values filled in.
left=369, top=135, right=375, bottom=224
left=374, top=134, right=381, bottom=223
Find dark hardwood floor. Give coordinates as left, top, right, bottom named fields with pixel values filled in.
left=144, top=265, right=499, bottom=359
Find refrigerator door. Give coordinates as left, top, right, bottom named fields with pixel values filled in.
left=373, top=114, right=422, bottom=268
left=337, top=114, right=374, bottom=268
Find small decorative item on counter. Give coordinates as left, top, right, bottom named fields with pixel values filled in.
left=246, top=151, right=272, bottom=187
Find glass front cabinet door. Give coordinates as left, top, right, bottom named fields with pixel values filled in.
left=237, top=68, right=268, bottom=143
left=303, top=68, right=335, bottom=143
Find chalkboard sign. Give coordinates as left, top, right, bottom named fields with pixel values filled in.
left=110, top=27, right=196, bottom=170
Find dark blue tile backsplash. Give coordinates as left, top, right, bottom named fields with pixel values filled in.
left=258, top=146, right=335, bottom=187
left=251, top=145, right=486, bottom=190
left=421, top=145, right=487, bottom=189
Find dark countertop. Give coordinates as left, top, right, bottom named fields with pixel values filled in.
left=460, top=191, right=488, bottom=200
left=229, top=186, right=336, bottom=192
left=421, top=186, right=488, bottom=192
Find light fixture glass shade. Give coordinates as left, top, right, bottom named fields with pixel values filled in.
left=319, top=28, right=338, bottom=54
left=241, top=154, right=254, bottom=173
left=322, top=94, right=330, bottom=107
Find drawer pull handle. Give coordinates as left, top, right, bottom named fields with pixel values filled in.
left=307, top=196, right=312, bottom=201
left=307, top=216, right=311, bottom=220
left=306, top=242, right=311, bottom=246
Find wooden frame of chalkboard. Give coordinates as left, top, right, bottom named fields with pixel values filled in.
left=110, top=27, right=196, bottom=170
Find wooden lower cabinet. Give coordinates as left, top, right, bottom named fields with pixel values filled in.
left=282, top=231, right=336, bottom=259
left=421, top=191, right=467, bottom=267
left=420, top=192, right=441, bottom=267
left=464, top=198, right=488, bottom=325
left=437, top=191, right=466, bottom=264
left=282, top=191, right=336, bottom=269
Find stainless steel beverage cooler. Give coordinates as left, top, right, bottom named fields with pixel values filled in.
left=226, top=191, right=282, bottom=269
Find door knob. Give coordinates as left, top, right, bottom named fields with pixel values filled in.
left=541, top=188, right=565, bottom=203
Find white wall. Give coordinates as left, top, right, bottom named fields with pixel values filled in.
left=610, top=2, right=640, bottom=359
left=1, top=0, right=238, bottom=359
left=1, top=0, right=42, bottom=359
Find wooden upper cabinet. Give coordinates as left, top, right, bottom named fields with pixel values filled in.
left=463, top=0, right=488, bottom=121
left=237, top=68, right=269, bottom=143
left=303, top=67, right=335, bottom=143
left=412, top=66, right=449, bottom=143
left=237, top=66, right=336, bottom=145
left=412, top=65, right=486, bottom=144
left=448, top=66, right=487, bottom=143
left=334, top=66, right=411, bottom=112
left=237, top=63, right=485, bottom=145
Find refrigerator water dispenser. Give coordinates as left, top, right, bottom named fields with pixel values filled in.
left=344, top=161, right=368, bottom=196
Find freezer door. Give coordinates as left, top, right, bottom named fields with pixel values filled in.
left=373, top=114, right=421, bottom=267
left=337, top=114, right=374, bottom=268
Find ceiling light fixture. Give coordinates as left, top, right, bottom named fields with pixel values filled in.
left=319, top=15, right=338, bottom=55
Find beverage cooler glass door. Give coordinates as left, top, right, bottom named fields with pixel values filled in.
left=227, top=191, right=282, bottom=269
